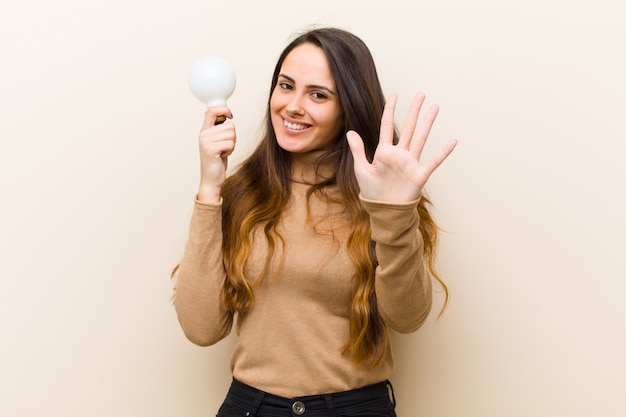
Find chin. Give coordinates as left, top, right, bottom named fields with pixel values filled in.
left=277, top=142, right=304, bottom=154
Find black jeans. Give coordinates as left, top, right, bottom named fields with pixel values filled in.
left=216, top=378, right=397, bottom=417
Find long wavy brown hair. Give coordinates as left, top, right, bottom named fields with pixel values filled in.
left=220, top=27, right=448, bottom=366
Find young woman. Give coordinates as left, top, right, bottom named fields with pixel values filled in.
left=173, top=27, right=456, bottom=417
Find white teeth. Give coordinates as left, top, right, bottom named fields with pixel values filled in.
left=284, top=120, right=308, bottom=130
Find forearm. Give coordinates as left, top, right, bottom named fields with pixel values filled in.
left=375, top=234, right=432, bottom=333
left=173, top=199, right=233, bottom=345
left=362, top=197, right=433, bottom=333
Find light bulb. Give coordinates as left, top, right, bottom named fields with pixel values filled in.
left=188, top=56, right=236, bottom=108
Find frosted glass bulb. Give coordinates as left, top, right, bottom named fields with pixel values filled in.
left=188, top=56, right=236, bottom=107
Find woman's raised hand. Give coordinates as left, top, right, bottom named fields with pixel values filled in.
left=197, top=106, right=235, bottom=203
left=346, top=93, right=457, bottom=203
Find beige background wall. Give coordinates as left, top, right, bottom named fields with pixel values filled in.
left=1, top=0, right=624, bottom=416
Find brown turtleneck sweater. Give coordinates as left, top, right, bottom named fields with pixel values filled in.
left=173, top=167, right=433, bottom=397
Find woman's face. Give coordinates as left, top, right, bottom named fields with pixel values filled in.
left=270, top=43, right=343, bottom=154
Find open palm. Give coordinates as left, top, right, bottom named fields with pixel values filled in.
left=346, top=93, right=457, bottom=202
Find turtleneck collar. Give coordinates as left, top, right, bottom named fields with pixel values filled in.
left=289, top=151, right=338, bottom=185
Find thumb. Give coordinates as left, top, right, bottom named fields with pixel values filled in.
left=346, top=130, right=367, bottom=167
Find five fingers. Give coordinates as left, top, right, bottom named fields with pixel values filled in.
left=383, top=92, right=453, bottom=165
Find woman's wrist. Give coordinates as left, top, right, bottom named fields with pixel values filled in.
left=197, top=184, right=222, bottom=204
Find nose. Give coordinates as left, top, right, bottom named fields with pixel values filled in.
left=286, top=94, right=305, bottom=116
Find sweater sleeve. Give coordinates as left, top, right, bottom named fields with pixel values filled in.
left=172, top=199, right=233, bottom=346
left=361, top=196, right=433, bottom=333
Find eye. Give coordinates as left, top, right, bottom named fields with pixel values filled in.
left=311, top=91, right=328, bottom=100
left=279, top=82, right=293, bottom=91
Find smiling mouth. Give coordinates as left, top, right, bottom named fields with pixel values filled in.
left=284, top=119, right=310, bottom=131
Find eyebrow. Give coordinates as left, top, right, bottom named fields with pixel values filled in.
left=278, top=74, right=337, bottom=96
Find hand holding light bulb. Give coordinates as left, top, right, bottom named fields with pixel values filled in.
left=188, top=56, right=236, bottom=124
left=189, top=56, right=237, bottom=203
